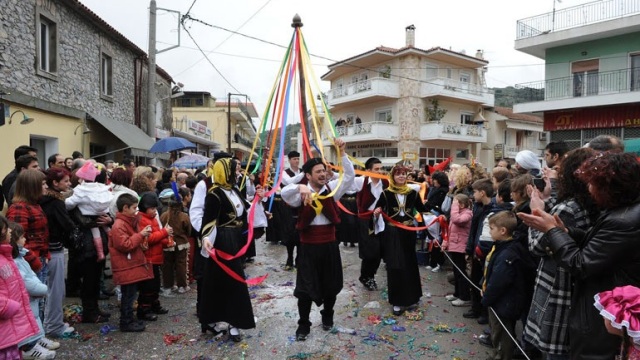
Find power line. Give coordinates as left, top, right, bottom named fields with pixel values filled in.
left=173, top=0, right=273, bottom=78
left=181, top=22, right=242, bottom=94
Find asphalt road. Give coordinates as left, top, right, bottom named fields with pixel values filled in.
left=56, top=238, right=493, bottom=359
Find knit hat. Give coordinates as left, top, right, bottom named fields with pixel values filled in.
left=76, top=161, right=99, bottom=182
left=138, top=193, right=158, bottom=212
left=515, top=150, right=541, bottom=173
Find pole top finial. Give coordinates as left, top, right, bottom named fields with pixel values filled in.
left=292, top=14, right=303, bottom=28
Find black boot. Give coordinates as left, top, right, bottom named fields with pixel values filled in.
left=137, top=308, right=158, bottom=321
left=320, top=309, right=334, bottom=331
left=295, top=319, right=311, bottom=341
left=120, top=320, right=145, bottom=332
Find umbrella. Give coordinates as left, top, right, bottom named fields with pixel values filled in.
left=171, top=153, right=210, bottom=168
left=149, top=137, right=196, bottom=153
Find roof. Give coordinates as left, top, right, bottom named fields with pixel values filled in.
left=494, top=107, right=543, bottom=124
left=321, top=45, right=489, bottom=80
left=65, top=0, right=173, bottom=82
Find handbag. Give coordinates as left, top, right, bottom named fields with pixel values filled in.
left=65, top=226, right=85, bottom=252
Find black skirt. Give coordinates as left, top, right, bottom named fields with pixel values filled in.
left=357, top=218, right=380, bottom=260
left=381, top=225, right=422, bottom=307
left=294, top=241, right=343, bottom=305
left=337, top=196, right=358, bottom=245
left=200, top=227, right=256, bottom=329
left=266, top=195, right=296, bottom=244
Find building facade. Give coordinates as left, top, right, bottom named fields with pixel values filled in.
left=0, top=0, right=174, bottom=176
left=171, top=92, right=258, bottom=161
left=513, top=0, right=640, bottom=149
left=321, top=25, right=495, bottom=169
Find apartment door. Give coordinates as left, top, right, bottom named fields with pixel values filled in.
left=572, top=59, right=599, bottom=97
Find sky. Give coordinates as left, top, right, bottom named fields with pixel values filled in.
left=79, top=0, right=590, bottom=119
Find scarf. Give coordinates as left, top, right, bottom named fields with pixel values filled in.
left=387, top=165, right=412, bottom=195
left=209, top=158, right=235, bottom=192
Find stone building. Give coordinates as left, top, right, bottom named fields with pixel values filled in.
left=0, top=0, right=174, bottom=175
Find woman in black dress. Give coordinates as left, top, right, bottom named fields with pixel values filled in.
left=374, top=165, right=426, bottom=316
left=200, top=158, right=258, bottom=342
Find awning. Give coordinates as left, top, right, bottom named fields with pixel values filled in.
left=88, top=113, right=168, bottom=159
left=505, top=120, right=543, bottom=132
left=173, top=129, right=220, bottom=148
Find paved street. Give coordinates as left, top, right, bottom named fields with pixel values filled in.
left=58, top=238, right=492, bottom=359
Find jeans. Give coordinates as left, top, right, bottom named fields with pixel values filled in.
left=37, top=255, right=50, bottom=319
left=44, top=251, right=65, bottom=336
left=120, top=283, right=138, bottom=325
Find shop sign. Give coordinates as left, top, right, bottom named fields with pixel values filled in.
left=189, top=120, right=211, bottom=136
left=346, top=142, right=393, bottom=150
left=544, top=104, right=640, bottom=131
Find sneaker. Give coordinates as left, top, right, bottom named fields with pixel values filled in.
left=451, top=299, right=472, bottom=307
left=444, top=294, right=458, bottom=301
left=37, top=337, right=60, bottom=350
left=160, top=288, right=176, bottom=298
left=425, top=266, right=433, bottom=270
left=23, top=343, right=56, bottom=359
left=431, top=265, right=441, bottom=273
left=178, top=286, right=191, bottom=294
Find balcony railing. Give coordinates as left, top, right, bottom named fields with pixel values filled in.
left=514, top=67, right=640, bottom=104
left=516, top=0, right=640, bottom=39
left=420, top=77, right=494, bottom=104
left=330, top=120, right=398, bottom=139
left=327, top=77, right=400, bottom=104
left=421, top=122, right=486, bottom=142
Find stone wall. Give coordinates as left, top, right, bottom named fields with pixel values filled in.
left=396, top=54, right=423, bottom=158
left=0, top=0, right=170, bottom=126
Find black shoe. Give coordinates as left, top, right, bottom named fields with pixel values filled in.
left=228, top=326, right=242, bottom=342
left=359, top=277, right=377, bottom=291
left=120, top=321, right=145, bottom=332
left=320, top=309, right=333, bottom=331
left=137, top=312, right=158, bottom=321
left=392, top=307, right=405, bottom=316
left=478, top=334, right=493, bottom=348
left=97, top=309, right=111, bottom=318
left=463, top=310, right=480, bottom=319
left=477, top=316, right=489, bottom=325
left=82, top=314, right=109, bottom=323
left=151, top=306, right=169, bottom=315
left=295, top=324, right=310, bottom=341
left=201, top=324, right=227, bottom=337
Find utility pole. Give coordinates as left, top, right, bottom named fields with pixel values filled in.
left=147, top=0, right=157, bottom=139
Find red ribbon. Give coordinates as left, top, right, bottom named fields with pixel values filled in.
left=207, top=195, right=269, bottom=286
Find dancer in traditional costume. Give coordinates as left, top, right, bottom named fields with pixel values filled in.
left=280, top=151, right=305, bottom=269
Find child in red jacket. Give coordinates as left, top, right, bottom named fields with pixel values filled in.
left=109, top=194, right=153, bottom=332
left=136, top=193, right=174, bottom=321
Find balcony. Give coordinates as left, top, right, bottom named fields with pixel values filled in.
left=327, top=77, right=399, bottom=107
left=420, top=122, right=487, bottom=142
left=515, top=0, right=640, bottom=58
left=420, top=77, right=494, bottom=106
left=332, top=121, right=399, bottom=141
left=516, top=0, right=640, bottom=40
left=513, top=68, right=640, bottom=112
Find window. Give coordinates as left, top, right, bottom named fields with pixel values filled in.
left=375, top=108, right=393, bottom=123
left=459, top=73, right=470, bottom=84
left=195, top=98, right=204, bottom=106
left=180, top=98, right=191, bottom=107
left=100, top=53, right=113, bottom=97
left=36, top=11, right=59, bottom=78
left=572, top=59, right=599, bottom=97
left=456, top=149, right=469, bottom=159
left=460, top=112, right=473, bottom=125
left=631, top=54, right=640, bottom=91
left=446, top=67, right=453, bottom=79
left=425, top=63, right=438, bottom=79
left=419, top=147, right=450, bottom=167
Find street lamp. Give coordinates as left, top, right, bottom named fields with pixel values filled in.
left=227, top=93, right=249, bottom=154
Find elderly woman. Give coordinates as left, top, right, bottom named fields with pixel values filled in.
left=374, top=165, right=426, bottom=316
left=518, top=152, right=640, bottom=360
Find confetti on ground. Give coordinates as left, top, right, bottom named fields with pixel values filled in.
left=404, top=310, right=424, bottom=321
left=164, top=333, right=186, bottom=345
left=391, top=325, right=406, bottom=332
left=99, top=324, right=118, bottom=335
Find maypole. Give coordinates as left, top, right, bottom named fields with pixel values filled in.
left=208, top=14, right=343, bottom=285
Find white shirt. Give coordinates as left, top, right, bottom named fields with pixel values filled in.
left=281, top=167, right=303, bottom=186
left=189, top=179, right=208, bottom=232
left=353, top=176, right=384, bottom=211
left=281, top=155, right=355, bottom=226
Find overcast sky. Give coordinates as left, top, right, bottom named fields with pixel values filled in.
left=79, top=0, right=589, bottom=118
